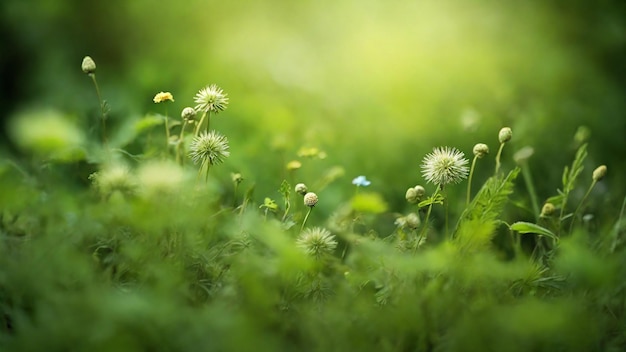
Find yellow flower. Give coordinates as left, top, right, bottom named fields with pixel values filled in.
left=153, top=92, right=174, bottom=103
left=286, top=160, right=302, bottom=171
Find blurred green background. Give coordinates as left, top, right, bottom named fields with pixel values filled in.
left=1, top=0, right=624, bottom=221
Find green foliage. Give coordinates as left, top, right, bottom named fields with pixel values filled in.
left=510, top=222, right=558, bottom=242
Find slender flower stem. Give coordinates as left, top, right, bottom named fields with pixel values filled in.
left=520, top=162, right=540, bottom=221
left=495, top=142, right=505, bottom=174
left=89, top=73, right=107, bottom=146
left=164, top=106, right=171, bottom=153
left=301, top=207, right=313, bottom=232
left=568, top=180, right=597, bottom=234
left=415, top=187, right=440, bottom=252
left=176, top=121, right=188, bottom=166
left=194, top=111, right=208, bottom=136
left=466, top=156, right=478, bottom=205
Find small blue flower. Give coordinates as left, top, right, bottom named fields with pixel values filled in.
left=352, top=175, right=371, bottom=187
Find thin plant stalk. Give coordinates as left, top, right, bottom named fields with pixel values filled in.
left=176, top=120, right=188, bottom=166
left=568, top=179, right=598, bottom=234
left=415, top=187, right=440, bottom=252
left=194, top=111, right=211, bottom=136
left=300, top=207, right=313, bottom=232
left=520, top=162, right=540, bottom=221
left=466, top=155, right=478, bottom=205
left=89, top=73, right=107, bottom=146
left=495, top=142, right=505, bottom=174
left=163, top=105, right=171, bottom=153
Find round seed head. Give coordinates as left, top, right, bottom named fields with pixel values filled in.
left=498, top=127, right=512, bottom=143
left=421, top=147, right=469, bottom=186
left=81, top=56, right=96, bottom=74
left=472, top=143, right=489, bottom=158
left=304, top=192, right=318, bottom=207
left=188, top=130, right=230, bottom=166
left=295, top=183, right=308, bottom=196
left=194, top=84, right=229, bottom=114
left=296, top=227, right=337, bottom=259
left=592, top=165, right=607, bottom=182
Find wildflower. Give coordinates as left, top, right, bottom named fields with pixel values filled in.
left=153, top=92, right=174, bottom=103
left=181, top=107, right=196, bottom=122
left=304, top=192, right=318, bottom=207
left=421, top=147, right=469, bottom=186
left=296, top=227, right=337, bottom=259
left=286, top=160, right=302, bottom=171
left=498, top=127, right=512, bottom=143
left=592, top=165, right=607, bottom=182
left=295, top=183, right=308, bottom=195
left=194, top=84, right=229, bottom=114
left=352, top=175, right=371, bottom=187
left=472, top=143, right=489, bottom=158
left=81, top=56, right=96, bottom=74
left=405, top=212, right=420, bottom=229
left=189, top=130, right=230, bottom=166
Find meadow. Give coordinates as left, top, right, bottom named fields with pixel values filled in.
left=1, top=0, right=625, bottom=351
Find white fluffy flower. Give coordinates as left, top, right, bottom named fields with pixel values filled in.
left=421, top=147, right=469, bottom=186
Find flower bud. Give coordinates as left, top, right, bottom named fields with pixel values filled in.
left=81, top=56, right=96, bottom=74
left=498, top=127, right=512, bottom=143
left=181, top=107, right=196, bottom=121
left=405, top=185, right=425, bottom=204
left=540, top=203, right=555, bottom=217
left=472, top=143, right=489, bottom=158
left=592, top=165, right=607, bottom=182
left=231, top=172, right=243, bottom=184
left=405, top=212, right=420, bottom=229
left=295, top=183, right=308, bottom=196
left=304, top=192, right=318, bottom=207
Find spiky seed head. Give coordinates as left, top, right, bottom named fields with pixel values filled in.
left=181, top=107, right=196, bottom=121
left=592, top=165, right=607, bottom=182
left=81, top=56, right=96, bottom=74
left=421, top=147, right=469, bottom=186
left=296, top=227, right=337, bottom=259
left=194, top=84, right=229, bottom=114
left=473, top=143, right=489, bottom=158
left=295, top=183, right=308, bottom=196
left=540, top=203, right=556, bottom=217
left=188, top=130, right=230, bottom=166
left=89, top=164, right=136, bottom=196
left=498, top=127, right=512, bottom=143
left=304, top=192, right=318, bottom=207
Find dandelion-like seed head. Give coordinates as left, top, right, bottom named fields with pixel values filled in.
left=304, top=192, right=318, bottom=207
left=295, top=183, right=308, bottom=195
left=89, top=164, right=136, bottom=196
left=153, top=92, right=174, bottom=103
left=194, top=84, right=229, bottom=114
left=296, top=227, right=337, bottom=259
left=188, top=130, right=230, bottom=166
left=473, top=143, right=489, bottom=158
left=421, top=147, right=469, bottom=187
left=81, top=56, right=96, bottom=74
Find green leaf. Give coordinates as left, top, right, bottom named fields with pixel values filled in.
left=510, top=221, right=558, bottom=242
left=418, top=194, right=444, bottom=208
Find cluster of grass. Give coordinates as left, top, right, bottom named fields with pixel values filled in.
left=1, top=57, right=625, bottom=351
